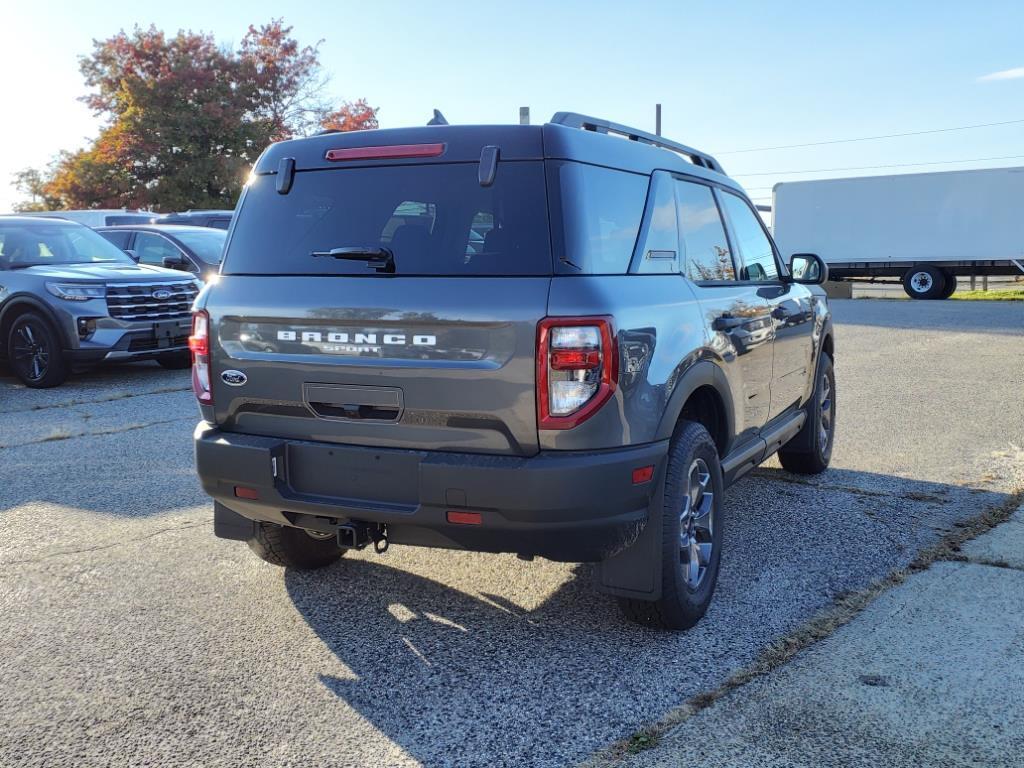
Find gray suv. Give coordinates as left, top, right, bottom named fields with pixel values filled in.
left=193, top=113, right=835, bottom=629
left=0, top=217, right=200, bottom=387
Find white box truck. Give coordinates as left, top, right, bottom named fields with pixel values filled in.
left=772, top=166, right=1024, bottom=299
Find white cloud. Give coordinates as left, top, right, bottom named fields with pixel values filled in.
left=978, top=67, right=1024, bottom=82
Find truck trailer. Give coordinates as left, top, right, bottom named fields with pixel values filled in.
left=772, top=166, right=1024, bottom=299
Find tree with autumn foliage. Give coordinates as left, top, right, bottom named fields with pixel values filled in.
left=13, top=20, right=378, bottom=212
left=321, top=99, right=379, bottom=132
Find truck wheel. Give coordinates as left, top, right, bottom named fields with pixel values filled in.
left=618, top=421, right=723, bottom=630
left=7, top=312, right=68, bottom=388
left=902, top=266, right=946, bottom=300
left=778, top=352, right=835, bottom=474
left=247, top=523, right=343, bottom=569
left=156, top=351, right=192, bottom=369
left=939, top=273, right=958, bottom=299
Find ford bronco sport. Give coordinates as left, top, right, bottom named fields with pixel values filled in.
left=0, top=216, right=200, bottom=387
left=193, top=113, right=834, bottom=629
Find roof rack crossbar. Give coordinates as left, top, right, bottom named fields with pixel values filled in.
left=549, top=112, right=725, bottom=174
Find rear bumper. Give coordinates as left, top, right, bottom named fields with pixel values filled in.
left=195, top=424, right=668, bottom=562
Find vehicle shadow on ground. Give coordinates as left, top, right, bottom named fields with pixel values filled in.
left=284, top=467, right=1009, bottom=768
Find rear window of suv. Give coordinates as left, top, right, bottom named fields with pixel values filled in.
left=222, top=162, right=552, bottom=276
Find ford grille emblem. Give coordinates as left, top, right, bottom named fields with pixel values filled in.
left=152, top=289, right=172, bottom=300
left=221, top=370, right=248, bottom=386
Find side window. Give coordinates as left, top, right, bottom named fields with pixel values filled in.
left=133, top=232, right=181, bottom=267
left=719, top=192, right=779, bottom=281
left=632, top=172, right=679, bottom=274
left=676, top=180, right=736, bottom=282
left=100, top=230, right=131, bottom=250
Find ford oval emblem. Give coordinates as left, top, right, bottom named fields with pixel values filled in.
left=221, top=370, right=248, bottom=386
left=152, top=289, right=172, bottom=300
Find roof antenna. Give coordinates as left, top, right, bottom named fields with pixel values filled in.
left=427, top=109, right=449, bottom=126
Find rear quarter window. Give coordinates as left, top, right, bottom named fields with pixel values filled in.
left=547, top=161, right=648, bottom=274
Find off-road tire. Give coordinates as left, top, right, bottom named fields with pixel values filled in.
left=618, top=421, right=724, bottom=630
left=156, top=351, right=193, bottom=370
left=247, top=522, right=344, bottom=569
left=902, top=266, right=946, bottom=300
left=778, top=352, right=835, bottom=474
left=7, top=312, right=68, bottom=388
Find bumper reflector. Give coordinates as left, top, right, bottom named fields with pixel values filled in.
left=446, top=510, right=483, bottom=526
left=631, top=465, right=655, bottom=484
left=234, top=486, right=260, bottom=500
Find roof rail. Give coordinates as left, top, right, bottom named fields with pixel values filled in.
left=549, top=112, right=725, bottom=174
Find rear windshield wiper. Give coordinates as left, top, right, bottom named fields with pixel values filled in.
left=310, top=247, right=395, bottom=274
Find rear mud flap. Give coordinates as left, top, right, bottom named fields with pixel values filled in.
left=595, top=468, right=665, bottom=601
left=214, top=501, right=257, bottom=541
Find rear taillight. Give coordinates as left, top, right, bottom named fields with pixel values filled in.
left=537, top=317, right=617, bottom=430
left=189, top=310, right=212, bottom=404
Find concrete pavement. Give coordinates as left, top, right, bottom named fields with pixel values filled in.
left=613, top=508, right=1024, bottom=768
left=963, top=505, right=1024, bottom=569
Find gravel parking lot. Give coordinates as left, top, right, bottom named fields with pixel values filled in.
left=1, top=299, right=1021, bottom=768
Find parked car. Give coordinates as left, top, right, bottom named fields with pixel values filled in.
left=773, top=166, right=1024, bottom=299
left=97, top=224, right=226, bottom=281
left=191, top=113, right=834, bottom=630
left=0, top=216, right=201, bottom=387
left=16, top=209, right=156, bottom=227
left=151, top=210, right=234, bottom=229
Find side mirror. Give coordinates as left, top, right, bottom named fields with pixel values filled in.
left=162, top=255, right=186, bottom=270
left=125, top=249, right=140, bottom=262
left=789, top=253, right=828, bottom=285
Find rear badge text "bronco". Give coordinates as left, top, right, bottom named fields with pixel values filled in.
left=276, top=331, right=437, bottom=346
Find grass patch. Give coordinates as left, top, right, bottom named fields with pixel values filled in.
left=624, top=729, right=660, bottom=754
left=951, top=288, right=1024, bottom=301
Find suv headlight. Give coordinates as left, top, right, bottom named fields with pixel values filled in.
left=45, top=282, right=107, bottom=301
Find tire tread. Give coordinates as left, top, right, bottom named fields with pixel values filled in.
left=778, top=352, right=834, bottom=475
left=246, top=523, right=342, bottom=569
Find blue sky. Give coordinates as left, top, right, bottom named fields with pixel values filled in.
left=4, top=0, right=1023, bottom=211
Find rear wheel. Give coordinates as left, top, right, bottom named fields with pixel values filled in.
left=939, top=272, right=958, bottom=299
left=247, top=523, right=344, bottom=569
left=618, top=421, right=724, bottom=630
left=778, top=352, right=835, bottom=474
left=902, top=266, right=946, bottom=300
left=156, top=351, right=192, bottom=369
left=7, top=313, right=68, bottom=388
